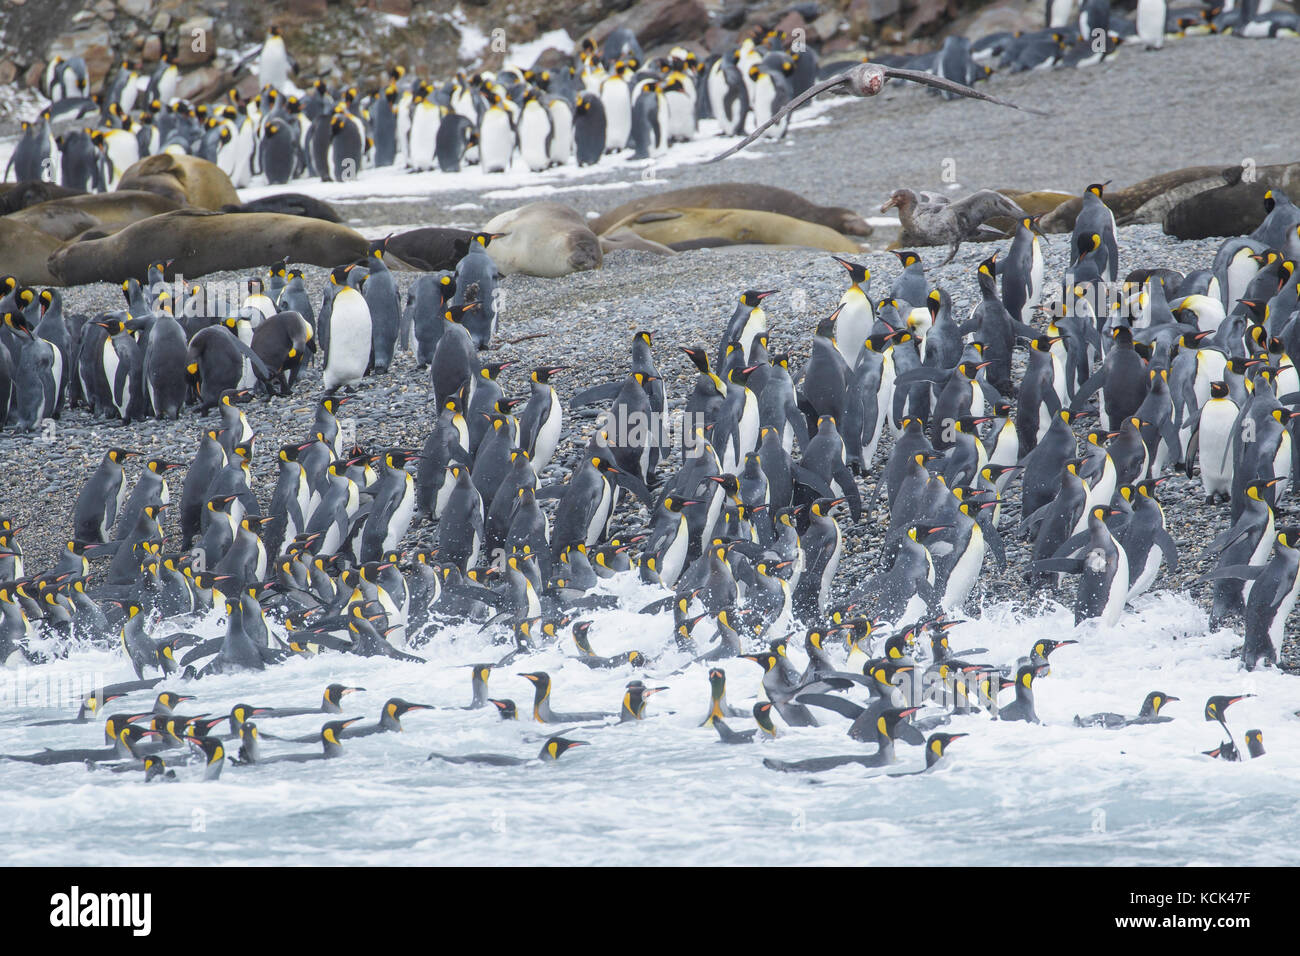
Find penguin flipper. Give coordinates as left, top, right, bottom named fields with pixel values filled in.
left=831, top=462, right=863, bottom=521
left=786, top=400, right=811, bottom=449
left=569, top=382, right=621, bottom=408
left=1068, top=369, right=1105, bottom=412
left=1154, top=529, right=1179, bottom=573
left=1052, top=530, right=1089, bottom=559
left=982, top=518, right=1007, bottom=569
left=1158, top=417, right=1182, bottom=464
left=713, top=719, right=756, bottom=743
left=1196, top=564, right=1264, bottom=584
left=913, top=713, right=950, bottom=732
left=610, top=469, right=654, bottom=506
left=179, top=637, right=223, bottom=666
left=793, top=675, right=865, bottom=694
left=895, top=720, right=928, bottom=744
left=794, top=692, right=866, bottom=720
left=1009, top=318, right=1040, bottom=340
left=893, top=367, right=947, bottom=387
left=637, top=595, right=677, bottom=615
left=791, top=465, right=835, bottom=499
left=1017, top=499, right=1055, bottom=536
left=1032, top=557, right=1085, bottom=574
left=1199, top=524, right=1252, bottom=562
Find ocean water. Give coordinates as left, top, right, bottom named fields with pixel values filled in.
left=2, top=581, right=1297, bottom=867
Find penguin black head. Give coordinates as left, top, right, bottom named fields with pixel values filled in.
left=155, top=691, right=195, bottom=713
left=321, top=718, right=363, bottom=755
left=753, top=701, right=777, bottom=735
left=809, top=496, right=845, bottom=519
left=531, top=365, right=566, bottom=383
left=1137, top=692, right=1178, bottom=719
left=444, top=303, right=479, bottom=324
left=680, top=346, right=711, bottom=374
left=740, top=289, right=777, bottom=308
left=1085, top=182, right=1108, bottom=198
left=926, top=732, right=968, bottom=763
left=831, top=256, right=870, bottom=285
left=1030, top=638, right=1077, bottom=665
left=877, top=706, right=921, bottom=740
left=186, top=733, right=225, bottom=764
left=539, top=736, right=587, bottom=761
left=868, top=659, right=913, bottom=687
left=1244, top=729, right=1265, bottom=758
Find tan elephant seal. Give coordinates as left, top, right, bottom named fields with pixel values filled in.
left=0, top=218, right=62, bottom=285
left=46, top=209, right=370, bottom=285
left=3, top=190, right=181, bottom=241
left=608, top=207, right=861, bottom=253
left=591, top=182, right=871, bottom=238
left=482, top=202, right=603, bottom=277
left=117, top=153, right=240, bottom=210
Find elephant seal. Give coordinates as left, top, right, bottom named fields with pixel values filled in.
left=608, top=207, right=861, bottom=253
left=46, top=209, right=369, bottom=285
left=117, top=153, right=240, bottom=210
left=384, top=227, right=477, bottom=271
left=482, top=202, right=603, bottom=277
left=1163, top=182, right=1271, bottom=240
left=0, top=181, right=84, bottom=215
left=996, top=189, right=1076, bottom=218
left=591, top=182, right=872, bottom=237
left=598, top=228, right=677, bottom=257
left=4, top=190, right=181, bottom=241
left=1038, top=166, right=1228, bottom=233
left=222, top=192, right=343, bottom=223
left=0, top=218, right=63, bottom=285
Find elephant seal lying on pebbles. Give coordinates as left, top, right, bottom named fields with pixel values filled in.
left=590, top=182, right=871, bottom=238
left=117, top=153, right=240, bottom=210
left=604, top=207, right=862, bottom=253
left=46, top=209, right=370, bottom=285
left=4, top=190, right=181, bottom=241
left=482, top=202, right=603, bottom=277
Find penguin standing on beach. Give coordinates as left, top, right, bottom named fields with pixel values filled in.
left=322, top=266, right=372, bottom=391
left=364, top=240, right=401, bottom=374
left=573, top=92, right=607, bottom=166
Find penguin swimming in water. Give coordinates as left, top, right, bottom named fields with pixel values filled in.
left=427, top=733, right=587, bottom=765
left=761, top=707, right=920, bottom=772
left=1074, top=691, right=1178, bottom=728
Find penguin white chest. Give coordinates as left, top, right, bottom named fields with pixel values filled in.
left=323, top=288, right=372, bottom=390
left=479, top=110, right=514, bottom=173
left=532, top=389, right=562, bottom=473
left=661, top=516, right=688, bottom=586
left=518, top=102, right=551, bottom=172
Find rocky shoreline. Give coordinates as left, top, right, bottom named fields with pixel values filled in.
left=3, top=221, right=1294, bottom=672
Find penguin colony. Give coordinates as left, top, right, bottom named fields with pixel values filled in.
left=9, top=1, right=1297, bottom=193
left=3, top=172, right=1298, bottom=779
left=2, top=8, right=1297, bottom=787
